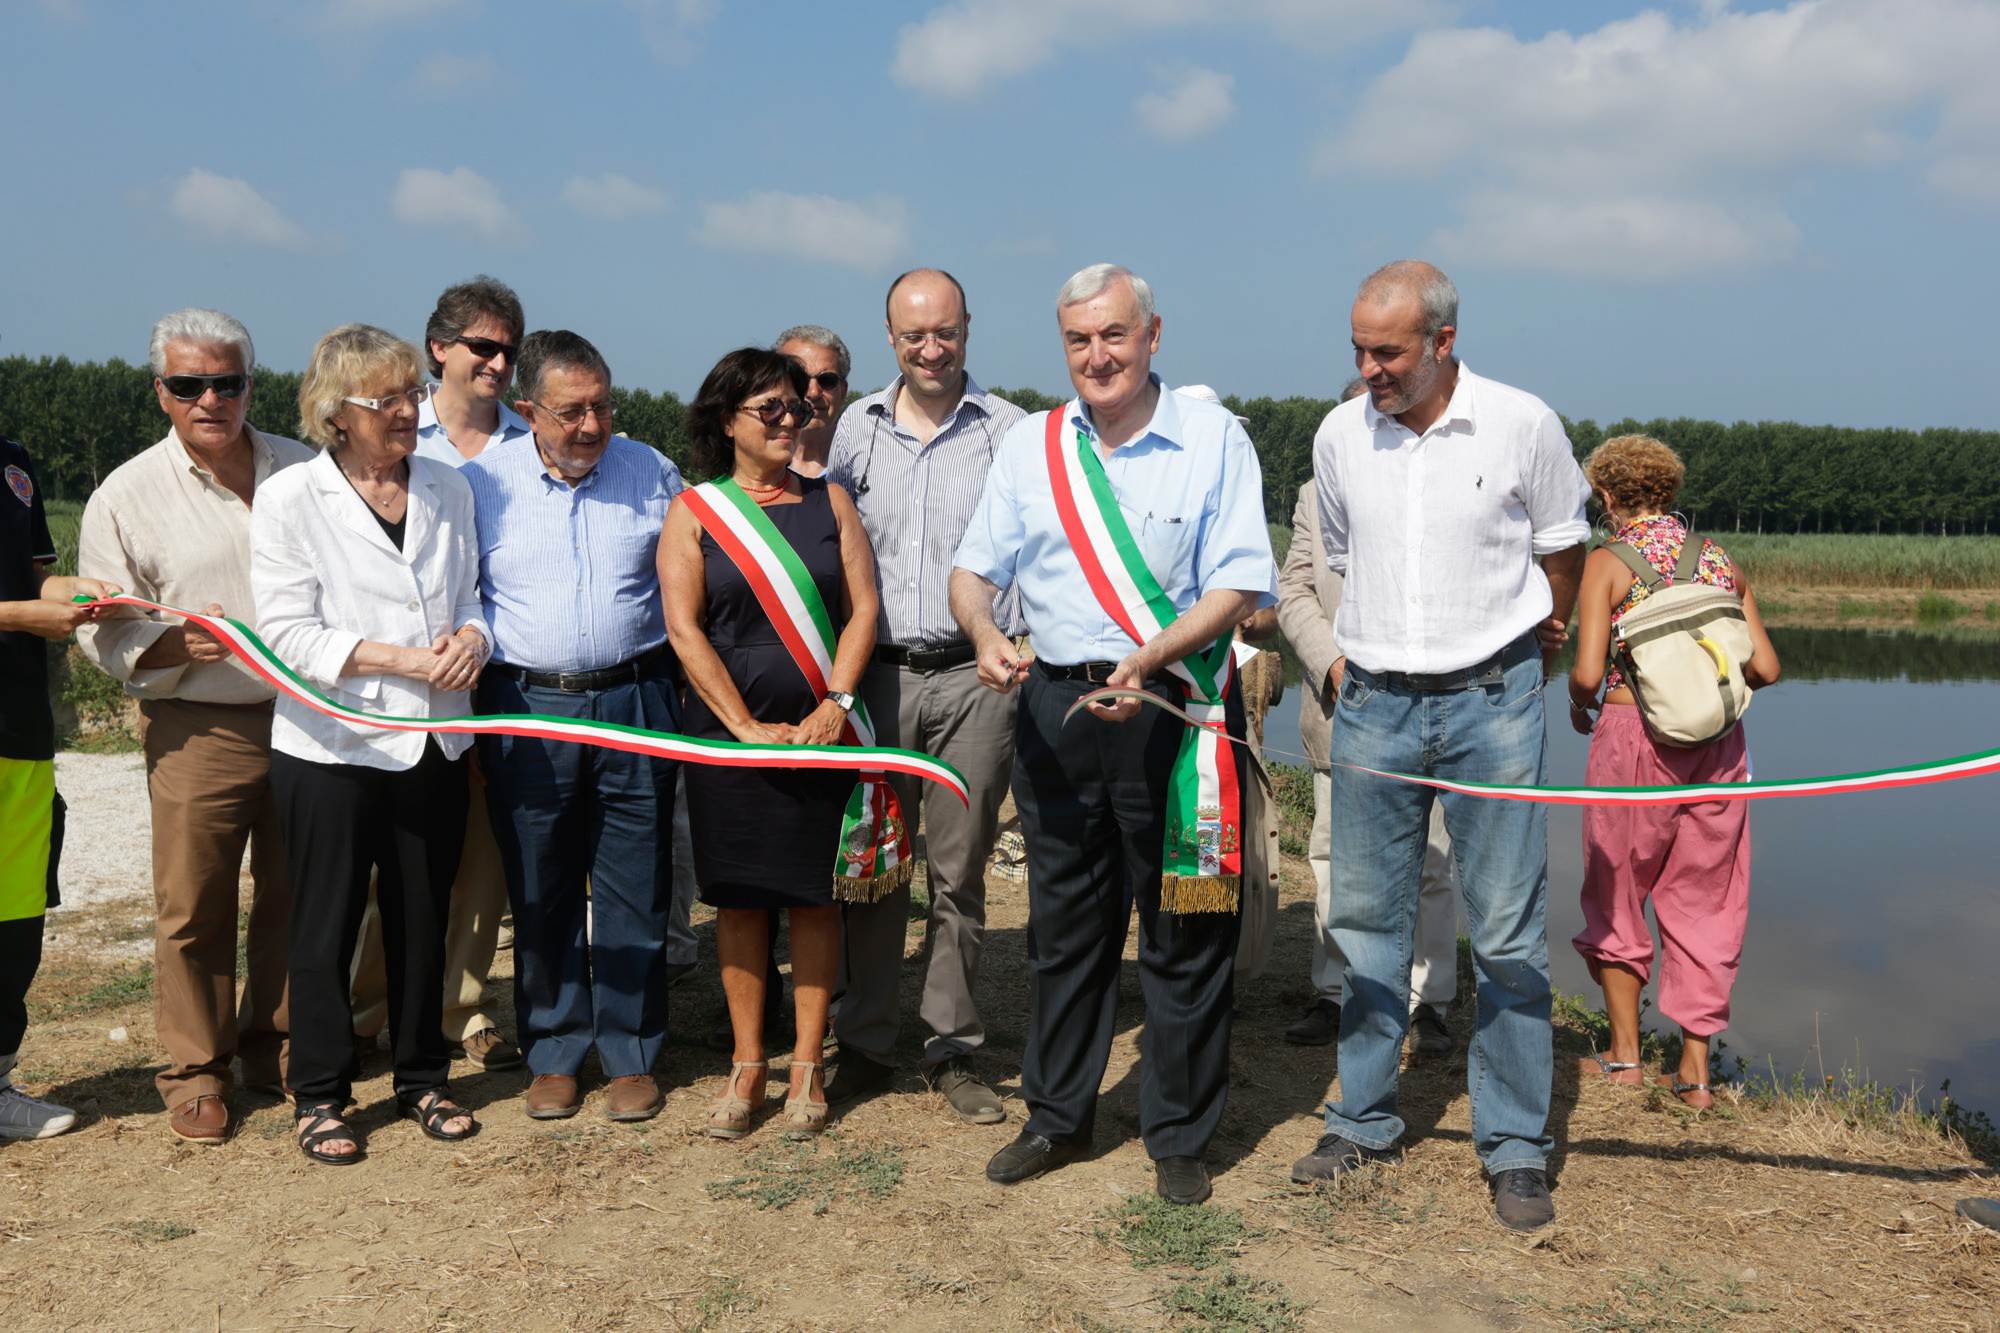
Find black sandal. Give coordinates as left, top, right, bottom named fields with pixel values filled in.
left=399, top=1088, right=479, bottom=1142
left=296, top=1101, right=365, bottom=1166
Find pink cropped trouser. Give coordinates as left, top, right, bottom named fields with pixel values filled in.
left=1573, top=704, right=1752, bottom=1037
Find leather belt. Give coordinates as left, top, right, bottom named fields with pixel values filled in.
left=1354, top=631, right=1539, bottom=694
left=488, top=644, right=667, bottom=693
left=1033, top=660, right=1178, bottom=690
left=874, top=641, right=976, bottom=672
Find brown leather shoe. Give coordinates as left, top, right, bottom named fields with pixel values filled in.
left=169, top=1094, right=231, bottom=1144
left=524, top=1074, right=581, bottom=1120
left=604, top=1074, right=664, bottom=1122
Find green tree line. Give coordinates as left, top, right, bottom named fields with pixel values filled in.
left=6, top=355, right=1998, bottom=534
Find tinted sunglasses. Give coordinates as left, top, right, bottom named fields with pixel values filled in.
left=161, top=373, right=248, bottom=401
left=803, top=371, right=843, bottom=392
left=452, top=336, right=517, bottom=360
left=739, top=398, right=814, bottom=427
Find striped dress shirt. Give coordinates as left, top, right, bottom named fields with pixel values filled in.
left=826, top=373, right=1027, bottom=646
left=460, top=435, right=685, bottom=673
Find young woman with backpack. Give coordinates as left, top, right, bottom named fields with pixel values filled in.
left=1566, top=435, right=1781, bottom=1109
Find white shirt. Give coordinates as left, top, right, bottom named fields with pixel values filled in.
left=412, top=395, right=533, bottom=469
left=250, top=449, right=489, bottom=770
left=1314, top=363, right=1589, bottom=675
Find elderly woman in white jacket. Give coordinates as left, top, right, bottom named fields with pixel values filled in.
left=251, top=324, right=489, bottom=1165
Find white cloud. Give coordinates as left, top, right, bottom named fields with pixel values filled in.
left=1317, top=0, right=2000, bottom=279
left=169, top=170, right=314, bottom=251
left=1134, top=65, right=1235, bottom=141
left=893, top=0, right=1433, bottom=99
left=408, top=51, right=499, bottom=95
left=597, top=0, right=719, bottom=62
left=694, top=193, right=910, bottom=271
left=562, top=173, right=672, bottom=222
left=391, top=167, right=528, bottom=245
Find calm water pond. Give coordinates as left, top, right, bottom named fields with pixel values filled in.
left=1258, top=628, right=2000, bottom=1119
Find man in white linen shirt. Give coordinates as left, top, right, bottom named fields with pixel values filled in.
left=823, top=270, right=1026, bottom=1122
left=349, top=276, right=533, bottom=1075
left=1289, top=261, right=1587, bottom=1234
left=76, top=308, right=314, bottom=1145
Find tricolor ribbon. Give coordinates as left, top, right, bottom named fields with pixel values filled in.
left=1067, top=685, right=2000, bottom=805
left=82, top=595, right=969, bottom=803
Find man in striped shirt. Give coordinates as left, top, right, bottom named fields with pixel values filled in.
left=823, top=269, right=1026, bottom=1122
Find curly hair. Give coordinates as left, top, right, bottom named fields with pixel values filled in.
left=686, top=348, right=809, bottom=480
left=1583, top=434, right=1685, bottom=513
left=296, top=324, right=424, bottom=450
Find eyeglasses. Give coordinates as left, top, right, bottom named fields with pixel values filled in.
left=527, top=399, right=616, bottom=428
left=738, top=398, right=814, bottom=427
left=343, top=386, right=430, bottom=412
left=161, top=373, right=248, bottom=401
left=451, top=336, right=517, bottom=361
left=803, top=371, right=844, bottom=392
left=893, top=327, right=962, bottom=348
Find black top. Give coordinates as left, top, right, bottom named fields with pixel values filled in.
left=370, top=507, right=406, bottom=551
left=1, top=438, right=57, bottom=761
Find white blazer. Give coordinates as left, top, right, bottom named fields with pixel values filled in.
left=250, top=448, right=489, bottom=771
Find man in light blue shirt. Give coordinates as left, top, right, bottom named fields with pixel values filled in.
left=461, top=329, right=686, bottom=1125
left=951, top=264, right=1275, bottom=1206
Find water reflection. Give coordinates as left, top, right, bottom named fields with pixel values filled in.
left=1255, top=627, right=2000, bottom=1118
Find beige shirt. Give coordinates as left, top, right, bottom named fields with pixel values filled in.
left=76, top=425, right=316, bottom=703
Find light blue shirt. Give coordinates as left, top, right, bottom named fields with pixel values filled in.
left=412, top=395, right=534, bottom=469
left=460, top=434, right=685, bottom=672
left=953, top=378, right=1277, bottom=666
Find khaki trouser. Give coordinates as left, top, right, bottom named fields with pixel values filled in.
left=1232, top=751, right=1282, bottom=983
left=139, top=699, right=290, bottom=1105
left=350, top=769, right=504, bottom=1042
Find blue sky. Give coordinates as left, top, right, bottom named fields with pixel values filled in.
left=5, top=0, right=1998, bottom=429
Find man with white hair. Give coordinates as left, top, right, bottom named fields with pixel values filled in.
left=1292, top=260, right=1588, bottom=1232
left=952, top=264, right=1276, bottom=1205
left=774, top=324, right=851, bottom=477
left=77, top=309, right=315, bottom=1143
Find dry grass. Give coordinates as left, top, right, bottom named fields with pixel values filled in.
left=5, top=823, right=1996, bottom=1333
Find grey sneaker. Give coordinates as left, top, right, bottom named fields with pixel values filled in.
left=1492, top=1167, right=1555, bottom=1231
left=925, top=1054, right=1005, bottom=1124
left=1290, top=1132, right=1400, bottom=1183
left=1409, top=1003, right=1454, bottom=1057
left=0, top=1084, right=78, bottom=1140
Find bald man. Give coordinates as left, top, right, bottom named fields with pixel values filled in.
left=823, top=269, right=1026, bottom=1122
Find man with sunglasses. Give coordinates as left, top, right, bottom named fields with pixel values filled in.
left=461, top=330, right=686, bottom=1123
left=346, top=278, right=534, bottom=1081
left=821, top=269, right=1027, bottom=1122
left=774, top=325, right=850, bottom=478
left=76, top=308, right=313, bottom=1144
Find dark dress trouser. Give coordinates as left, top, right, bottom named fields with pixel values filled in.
left=1013, top=668, right=1243, bottom=1159
left=271, top=739, right=468, bottom=1104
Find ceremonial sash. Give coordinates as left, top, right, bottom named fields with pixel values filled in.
left=1045, top=408, right=1242, bottom=913
left=78, top=597, right=970, bottom=800
left=678, top=479, right=913, bottom=902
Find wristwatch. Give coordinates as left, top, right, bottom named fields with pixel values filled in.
left=826, top=690, right=856, bottom=713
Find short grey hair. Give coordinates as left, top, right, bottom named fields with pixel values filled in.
left=1357, top=260, right=1458, bottom=340
left=1057, top=264, right=1155, bottom=323
left=773, top=325, right=850, bottom=381
left=149, top=307, right=255, bottom=377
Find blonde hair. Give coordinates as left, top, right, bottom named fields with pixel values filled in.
left=296, top=323, right=425, bottom=449
left=1584, top=433, right=1685, bottom=513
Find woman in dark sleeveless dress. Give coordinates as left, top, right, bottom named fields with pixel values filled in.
left=659, top=348, right=879, bottom=1139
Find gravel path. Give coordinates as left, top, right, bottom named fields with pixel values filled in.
left=51, top=751, right=152, bottom=912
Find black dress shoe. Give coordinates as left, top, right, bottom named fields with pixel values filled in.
left=986, top=1130, right=1087, bottom=1184
left=825, top=1050, right=896, bottom=1105
left=1284, top=998, right=1341, bottom=1046
left=1409, top=1003, right=1455, bottom=1056
left=1154, top=1156, right=1212, bottom=1205
left=1491, top=1167, right=1555, bottom=1231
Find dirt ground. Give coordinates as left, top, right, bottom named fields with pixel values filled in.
left=5, top=817, right=1997, bottom=1333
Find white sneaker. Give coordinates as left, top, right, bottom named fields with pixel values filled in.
left=0, top=1084, right=79, bottom=1140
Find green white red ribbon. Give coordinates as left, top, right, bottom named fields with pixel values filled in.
left=85, top=595, right=968, bottom=804
left=1067, top=685, right=2000, bottom=805
left=677, top=480, right=914, bottom=900
left=1045, top=408, right=1242, bottom=912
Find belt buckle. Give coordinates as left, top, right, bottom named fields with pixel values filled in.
left=1087, top=662, right=1115, bottom=684
left=557, top=671, right=584, bottom=692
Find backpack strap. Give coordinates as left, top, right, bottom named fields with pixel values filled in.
left=1671, top=529, right=1705, bottom=585
left=1605, top=540, right=1669, bottom=592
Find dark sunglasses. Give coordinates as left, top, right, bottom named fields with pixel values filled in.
left=161, top=373, right=248, bottom=401
left=452, top=336, right=518, bottom=360
left=739, top=398, right=814, bottom=427
left=803, top=371, right=843, bottom=392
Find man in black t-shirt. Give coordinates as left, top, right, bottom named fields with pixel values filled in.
left=0, top=437, right=120, bottom=1139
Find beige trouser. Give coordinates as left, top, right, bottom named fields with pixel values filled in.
left=350, top=769, right=504, bottom=1042
left=1310, top=769, right=1458, bottom=1008
left=1232, top=751, right=1283, bottom=983
left=138, top=699, right=290, bottom=1105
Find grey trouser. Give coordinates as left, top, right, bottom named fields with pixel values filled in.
left=836, top=657, right=1017, bottom=1066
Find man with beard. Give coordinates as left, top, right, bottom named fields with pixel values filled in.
left=1290, top=261, right=1587, bottom=1233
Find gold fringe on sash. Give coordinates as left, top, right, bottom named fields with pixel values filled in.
left=1159, top=873, right=1241, bottom=915
left=831, top=854, right=914, bottom=904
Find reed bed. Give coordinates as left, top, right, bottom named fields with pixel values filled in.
left=1694, top=533, right=2000, bottom=589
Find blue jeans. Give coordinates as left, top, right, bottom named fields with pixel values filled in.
left=1321, top=638, right=1554, bottom=1173
left=477, top=667, right=679, bottom=1078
